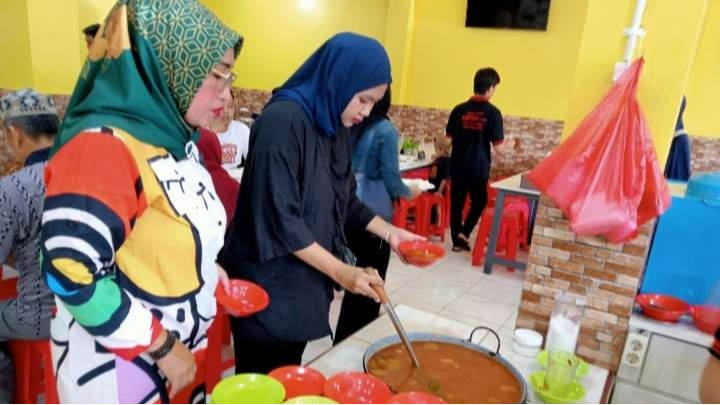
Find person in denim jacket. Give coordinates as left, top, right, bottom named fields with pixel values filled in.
left=335, top=86, right=421, bottom=343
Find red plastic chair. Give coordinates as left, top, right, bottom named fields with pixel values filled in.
left=392, top=196, right=426, bottom=234
left=417, top=193, right=447, bottom=241
left=3, top=264, right=58, bottom=403
left=205, top=304, right=235, bottom=393
left=471, top=208, right=522, bottom=271
left=8, top=339, right=59, bottom=404
left=487, top=183, right=531, bottom=250
left=505, top=201, right=530, bottom=249
left=401, top=168, right=431, bottom=180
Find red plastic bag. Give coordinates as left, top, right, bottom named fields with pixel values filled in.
left=528, top=58, right=671, bottom=243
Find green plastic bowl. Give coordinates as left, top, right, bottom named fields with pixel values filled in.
left=530, top=371, right=586, bottom=404
left=211, top=373, right=286, bottom=404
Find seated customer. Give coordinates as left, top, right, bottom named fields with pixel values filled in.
left=430, top=135, right=451, bottom=194
left=0, top=89, right=58, bottom=403
left=209, top=92, right=250, bottom=174
left=428, top=135, right=451, bottom=223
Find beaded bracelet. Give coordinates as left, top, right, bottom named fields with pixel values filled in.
left=148, top=331, right=176, bottom=361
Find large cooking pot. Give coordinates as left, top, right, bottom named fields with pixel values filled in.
left=363, top=326, right=528, bottom=403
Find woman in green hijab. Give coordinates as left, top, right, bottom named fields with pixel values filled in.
left=40, top=1, right=242, bottom=402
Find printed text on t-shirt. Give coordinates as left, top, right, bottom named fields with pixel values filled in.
left=461, top=111, right=487, bottom=131
left=221, top=144, right=237, bottom=165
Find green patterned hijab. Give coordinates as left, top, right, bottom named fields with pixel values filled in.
left=53, top=0, right=242, bottom=159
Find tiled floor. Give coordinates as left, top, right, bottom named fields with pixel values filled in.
left=302, top=235, right=526, bottom=364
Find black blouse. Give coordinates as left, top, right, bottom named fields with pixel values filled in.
left=220, top=100, right=376, bottom=341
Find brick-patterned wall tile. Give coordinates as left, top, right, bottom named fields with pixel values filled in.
left=1, top=89, right=15, bottom=174
left=228, top=87, right=566, bottom=180
left=517, top=195, right=655, bottom=372
left=5, top=87, right=720, bottom=178
left=599, top=283, right=636, bottom=297
left=691, top=136, right=720, bottom=173
left=231, top=88, right=271, bottom=118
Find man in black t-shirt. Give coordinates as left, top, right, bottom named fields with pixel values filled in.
left=700, top=327, right=720, bottom=403
left=429, top=135, right=452, bottom=195
left=446, top=67, right=505, bottom=251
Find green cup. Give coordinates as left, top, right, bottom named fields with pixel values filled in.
left=544, top=350, right=578, bottom=397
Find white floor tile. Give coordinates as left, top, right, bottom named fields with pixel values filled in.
left=305, top=337, right=369, bottom=374
left=436, top=308, right=504, bottom=332
left=466, top=278, right=522, bottom=306
left=420, top=265, right=487, bottom=287
left=477, top=325, right=515, bottom=355
left=442, top=293, right=517, bottom=327
left=394, top=277, right=471, bottom=308
left=486, top=268, right=526, bottom=287
left=302, top=336, right=334, bottom=365
left=384, top=269, right=422, bottom=293
left=385, top=291, right=444, bottom=315
left=328, top=292, right=342, bottom=333
left=503, top=310, right=518, bottom=329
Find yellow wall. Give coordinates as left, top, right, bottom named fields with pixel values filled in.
left=637, top=0, right=708, bottom=160
left=402, top=0, right=590, bottom=121
left=201, top=0, right=388, bottom=91
left=0, top=1, right=34, bottom=89
left=384, top=0, right=415, bottom=104
left=26, top=0, right=82, bottom=94
left=562, top=0, right=709, bottom=166
left=1, top=0, right=717, bottom=140
left=560, top=0, right=632, bottom=137
left=78, top=0, right=117, bottom=61
left=0, top=0, right=114, bottom=93
left=685, top=0, right=720, bottom=138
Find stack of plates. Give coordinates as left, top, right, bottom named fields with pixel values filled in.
left=402, top=178, right=435, bottom=191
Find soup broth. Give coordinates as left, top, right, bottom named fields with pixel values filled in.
left=367, top=341, right=523, bottom=403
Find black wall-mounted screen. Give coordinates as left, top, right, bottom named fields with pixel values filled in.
left=466, top=0, right=551, bottom=30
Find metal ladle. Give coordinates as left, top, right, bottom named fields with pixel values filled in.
left=371, top=284, right=422, bottom=368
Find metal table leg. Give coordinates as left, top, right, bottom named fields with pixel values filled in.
left=483, top=191, right=506, bottom=274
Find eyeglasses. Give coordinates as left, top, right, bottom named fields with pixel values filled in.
left=211, top=68, right=237, bottom=92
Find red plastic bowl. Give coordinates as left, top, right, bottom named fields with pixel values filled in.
left=398, top=241, right=445, bottom=267
left=387, top=392, right=448, bottom=404
left=324, top=372, right=392, bottom=404
left=691, top=305, right=720, bottom=334
left=215, top=279, right=270, bottom=317
left=268, top=366, right=326, bottom=399
left=635, top=294, right=690, bottom=323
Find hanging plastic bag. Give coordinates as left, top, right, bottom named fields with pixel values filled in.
left=528, top=58, right=670, bottom=243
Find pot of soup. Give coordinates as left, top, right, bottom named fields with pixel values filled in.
left=363, top=327, right=527, bottom=404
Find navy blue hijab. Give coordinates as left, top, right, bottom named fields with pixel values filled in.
left=269, top=32, right=392, bottom=137
left=665, top=96, right=691, bottom=181
left=675, top=96, right=687, bottom=133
